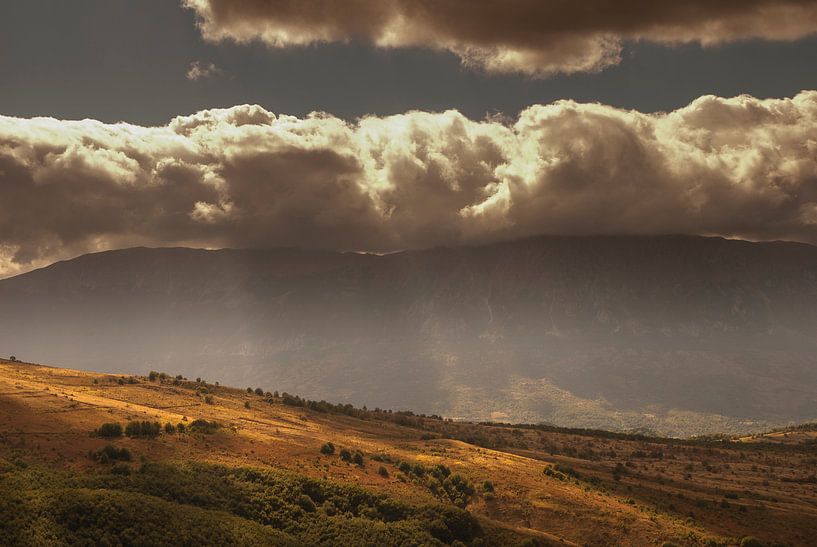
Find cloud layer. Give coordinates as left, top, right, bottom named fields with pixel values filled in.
left=2, top=91, right=817, bottom=277
left=183, top=0, right=817, bottom=75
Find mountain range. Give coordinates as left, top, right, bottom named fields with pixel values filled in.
left=2, top=234, right=817, bottom=436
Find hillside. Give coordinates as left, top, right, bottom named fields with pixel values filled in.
left=1, top=359, right=816, bottom=546
left=2, top=235, right=817, bottom=436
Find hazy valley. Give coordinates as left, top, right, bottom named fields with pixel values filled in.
left=2, top=235, right=817, bottom=437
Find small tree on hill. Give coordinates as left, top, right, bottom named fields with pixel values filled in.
left=94, top=423, right=123, bottom=438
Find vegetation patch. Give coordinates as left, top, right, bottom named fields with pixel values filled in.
left=0, top=461, right=483, bottom=546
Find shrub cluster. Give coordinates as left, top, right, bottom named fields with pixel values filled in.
left=94, top=423, right=123, bottom=439
left=91, top=445, right=132, bottom=464
left=0, top=460, right=486, bottom=546
left=125, top=421, right=161, bottom=438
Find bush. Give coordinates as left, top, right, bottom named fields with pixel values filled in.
left=111, top=463, right=132, bottom=476
left=339, top=449, right=352, bottom=462
left=442, top=474, right=475, bottom=507
left=740, top=537, right=766, bottom=547
left=352, top=452, right=364, bottom=466
left=176, top=423, right=186, bottom=434
left=148, top=371, right=159, bottom=382
left=204, top=395, right=214, bottom=405
left=320, top=442, right=335, bottom=455
left=188, top=419, right=221, bottom=434
left=125, top=421, right=161, bottom=438
left=483, top=480, right=494, bottom=493
left=254, top=388, right=264, bottom=396
left=164, top=423, right=176, bottom=434
left=0, top=460, right=487, bottom=546
left=244, top=401, right=251, bottom=409
left=93, top=445, right=132, bottom=463
left=94, top=423, right=123, bottom=438
left=378, top=466, right=389, bottom=478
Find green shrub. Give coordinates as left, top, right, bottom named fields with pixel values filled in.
left=93, top=445, right=132, bottom=463
left=189, top=419, right=221, bottom=434
left=111, top=463, right=132, bottom=476
left=320, top=442, right=335, bottom=455
left=94, top=423, right=123, bottom=438
left=125, top=421, right=161, bottom=438
left=0, top=461, right=485, bottom=546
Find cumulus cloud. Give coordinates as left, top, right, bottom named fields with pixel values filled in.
left=186, top=60, right=224, bottom=80
left=182, top=0, right=817, bottom=75
left=2, top=92, right=817, bottom=277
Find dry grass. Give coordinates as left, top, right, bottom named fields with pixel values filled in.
left=1, top=359, right=815, bottom=546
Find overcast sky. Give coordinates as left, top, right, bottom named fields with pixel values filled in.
left=2, top=0, right=817, bottom=123
left=1, top=0, right=817, bottom=277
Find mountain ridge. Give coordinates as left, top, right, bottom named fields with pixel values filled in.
left=3, top=234, right=817, bottom=436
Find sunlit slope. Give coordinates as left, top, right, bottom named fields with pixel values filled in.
left=1, top=359, right=815, bottom=545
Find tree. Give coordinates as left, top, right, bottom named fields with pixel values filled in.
left=339, top=449, right=352, bottom=462
left=148, top=371, right=159, bottom=382
left=94, top=423, right=123, bottom=438
left=164, top=423, right=176, bottom=434
left=320, top=442, right=335, bottom=455
left=125, top=421, right=161, bottom=438
left=9, top=356, right=16, bottom=362
left=352, top=452, right=364, bottom=466
left=254, top=388, right=264, bottom=396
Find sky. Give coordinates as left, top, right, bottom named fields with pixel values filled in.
left=1, top=0, right=817, bottom=277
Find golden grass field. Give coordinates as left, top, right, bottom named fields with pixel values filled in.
left=1, top=358, right=815, bottom=546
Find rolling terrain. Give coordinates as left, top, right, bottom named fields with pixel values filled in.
left=1, top=359, right=816, bottom=546
left=2, top=235, right=817, bottom=436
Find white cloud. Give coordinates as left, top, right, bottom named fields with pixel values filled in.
left=186, top=60, right=224, bottom=81
left=2, top=91, right=817, bottom=277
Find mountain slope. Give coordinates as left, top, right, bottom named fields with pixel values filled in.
left=2, top=359, right=816, bottom=546
left=2, top=235, right=817, bottom=435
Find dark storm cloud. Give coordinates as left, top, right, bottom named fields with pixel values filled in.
left=184, top=0, right=817, bottom=75
left=2, top=93, right=817, bottom=276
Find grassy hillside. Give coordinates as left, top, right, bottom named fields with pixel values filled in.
left=1, top=359, right=815, bottom=546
